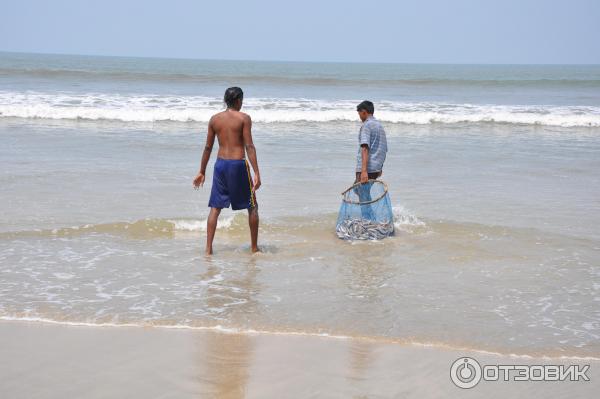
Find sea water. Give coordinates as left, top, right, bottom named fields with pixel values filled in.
left=0, top=52, right=599, bottom=358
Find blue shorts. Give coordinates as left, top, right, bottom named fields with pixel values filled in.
left=208, top=158, right=257, bottom=210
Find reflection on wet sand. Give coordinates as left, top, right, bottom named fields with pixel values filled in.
left=197, top=255, right=260, bottom=398
left=348, top=340, right=374, bottom=383
left=188, top=246, right=407, bottom=396
left=342, top=245, right=397, bottom=381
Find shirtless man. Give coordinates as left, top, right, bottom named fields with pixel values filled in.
left=192, top=87, right=261, bottom=255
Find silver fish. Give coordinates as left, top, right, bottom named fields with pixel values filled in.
left=336, top=218, right=394, bottom=240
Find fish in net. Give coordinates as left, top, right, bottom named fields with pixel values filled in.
left=336, top=180, right=394, bottom=240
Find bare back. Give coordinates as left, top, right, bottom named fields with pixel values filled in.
left=209, top=109, right=249, bottom=159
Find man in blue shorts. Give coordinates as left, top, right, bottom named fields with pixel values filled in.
left=193, top=87, right=261, bottom=255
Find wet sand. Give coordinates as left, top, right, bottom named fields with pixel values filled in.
left=0, top=321, right=597, bottom=398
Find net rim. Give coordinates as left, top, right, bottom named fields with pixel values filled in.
left=340, top=179, right=389, bottom=205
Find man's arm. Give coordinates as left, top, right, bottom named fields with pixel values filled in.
left=242, top=115, right=261, bottom=190
left=192, top=118, right=216, bottom=188
left=360, top=144, right=369, bottom=183
left=359, top=122, right=371, bottom=184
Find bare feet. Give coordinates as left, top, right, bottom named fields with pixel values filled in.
left=251, top=246, right=260, bottom=254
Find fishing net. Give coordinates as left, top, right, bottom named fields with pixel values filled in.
left=336, top=180, right=394, bottom=240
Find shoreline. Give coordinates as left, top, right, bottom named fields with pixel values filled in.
left=1, top=316, right=598, bottom=362
left=1, top=320, right=598, bottom=398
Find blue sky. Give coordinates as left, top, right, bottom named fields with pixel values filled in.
left=1, top=0, right=599, bottom=63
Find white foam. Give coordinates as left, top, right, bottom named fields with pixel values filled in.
left=1, top=91, right=599, bottom=127
left=167, top=216, right=235, bottom=232
left=53, top=273, right=75, bottom=280
left=392, top=206, right=426, bottom=230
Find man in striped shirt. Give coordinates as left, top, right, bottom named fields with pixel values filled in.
left=356, top=101, right=388, bottom=184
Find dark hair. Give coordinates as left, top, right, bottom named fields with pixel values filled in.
left=356, top=100, right=374, bottom=114
left=224, top=87, right=244, bottom=108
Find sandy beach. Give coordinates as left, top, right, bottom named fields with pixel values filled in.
left=0, top=320, right=597, bottom=398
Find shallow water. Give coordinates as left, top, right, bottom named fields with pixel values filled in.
left=1, top=53, right=599, bottom=358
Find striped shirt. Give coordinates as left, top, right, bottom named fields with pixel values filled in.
left=356, top=116, right=388, bottom=172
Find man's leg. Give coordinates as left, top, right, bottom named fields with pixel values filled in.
left=354, top=172, right=381, bottom=220
left=206, top=207, right=221, bottom=255
left=248, top=205, right=259, bottom=253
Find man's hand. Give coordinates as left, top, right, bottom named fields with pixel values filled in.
left=253, top=174, right=261, bottom=191
left=193, top=172, right=205, bottom=189
left=360, top=170, right=369, bottom=184
left=360, top=145, right=369, bottom=184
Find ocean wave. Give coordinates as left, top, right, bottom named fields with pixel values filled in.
left=1, top=91, right=599, bottom=127
left=0, top=207, right=426, bottom=240
left=0, top=216, right=235, bottom=239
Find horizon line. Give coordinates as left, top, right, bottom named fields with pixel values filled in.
left=1, top=50, right=599, bottom=67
